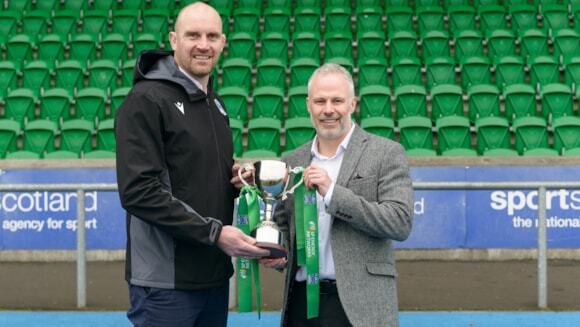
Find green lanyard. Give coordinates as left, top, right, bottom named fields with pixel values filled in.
left=236, top=186, right=262, bottom=317
left=293, top=170, right=320, bottom=319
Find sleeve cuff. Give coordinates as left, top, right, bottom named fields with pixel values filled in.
left=323, top=182, right=335, bottom=207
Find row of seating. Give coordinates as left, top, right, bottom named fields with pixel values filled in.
left=0, top=0, right=189, bottom=12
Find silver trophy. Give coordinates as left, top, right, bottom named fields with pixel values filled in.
left=238, top=160, right=304, bottom=258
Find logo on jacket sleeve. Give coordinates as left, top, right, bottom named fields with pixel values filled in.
left=214, top=99, right=228, bottom=116
left=174, top=101, right=185, bottom=115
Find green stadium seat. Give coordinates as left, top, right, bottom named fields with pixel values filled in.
left=45, top=150, right=81, bottom=159
left=147, top=0, right=175, bottom=9
left=425, top=56, right=456, bottom=91
left=324, top=6, right=352, bottom=36
left=218, top=87, right=249, bottom=122
left=80, top=10, right=109, bottom=37
left=51, top=10, right=78, bottom=40
left=460, top=56, right=492, bottom=90
left=326, top=0, right=350, bottom=7
left=69, top=34, right=98, bottom=67
left=37, top=34, right=66, bottom=66
left=513, top=116, right=549, bottom=155
left=325, top=57, right=354, bottom=76
left=540, top=83, right=573, bottom=121
left=389, top=30, right=418, bottom=61
left=386, top=6, right=414, bottom=33
left=6, top=0, right=30, bottom=11
left=5, top=151, right=41, bottom=159
left=284, top=117, right=315, bottom=152
left=357, top=59, right=388, bottom=89
left=416, top=6, right=445, bottom=34
left=529, top=55, right=560, bottom=88
left=475, top=116, right=512, bottom=155
left=229, top=118, right=244, bottom=158
left=88, top=59, right=118, bottom=92
left=251, top=86, right=285, bottom=120
left=436, top=116, right=475, bottom=155
left=421, top=30, right=451, bottom=60
left=84, top=150, right=116, bottom=159
left=264, top=7, right=290, bottom=36
left=454, top=30, right=484, bottom=60
left=92, top=0, right=116, bottom=10
left=293, top=7, right=321, bottom=38
left=357, top=31, right=386, bottom=64
left=324, top=32, right=354, bottom=62
left=242, top=149, right=279, bottom=158
left=448, top=5, right=476, bottom=33
left=133, top=33, right=162, bottom=58
left=291, top=32, right=321, bottom=62
left=59, top=119, right=94, bottom=155
left=398, top=116, right=435, bottom=154
left=431, top=84, right=464, bottom=121
left=519, top=29, right=550, bottom=61
left=23, top=120, right=59, bottom=155
left=395, top=85, right=428, bottom=120
left=468, top=84, right=501, bottom=122
left=289, top=57, right=318, bottom=87
left=101, top=33, right=129, bottom=63
left=40, top=88, right=72, bottom=124
left=4, top=88, right=37, bottom=127
left=416, top=0, right=440, bottom=6
left=0, top=61, right=19, bottom=99
left=260, top=32, right=289, bottom=65
left=142, top=9, right=170, bottom=35
left=0, top=11, right=19, bottom=44
left=478, top=5, right=507, bottom=31
left=359, top=85, right=391, bottom=119
left=385, top=0, right=408, bottom=6
left=356, top=6, right=383, bottom=35
left=360, top=116, right=395, bottom=140
left=287, top=86, right=309, bottom=118
left=256, top=58, right=286, bottom=91
left=55, top=60, right=85, bottom=93
left=6, top=34, right=34, bottom=61
left=119, top=0, right=145, bottom=9
left=486, top=29, right=516, bottom=59
left=494, top=55, right=526, bottom=90
left=111, top=10, right=139, bottom=36
left=75, top=88, right=107, bottom=124
left=237, top=0, right=262, bottom=8
left=504, top=83, right=537, bottom=122
left=216, top=6, right=230, bottom=36
left=21, top=61, right=52, bottom=96
left=503, top=0, right=528, bottom=6
left=482, top=148, right=519, bottom=156
left=227, top=32, right=257, bottom=62
left=564, top=56, right=580, bottom=88
left=221, top=58, right=252, bottom=92
left=110, top=87, right=130, bottom=118
left=21, top=11, right=50, bottom=37
left=521, top=147, right=559, bottom=157
left=391, top=57, right=422, bottom=88
left=96, top=119, right=115, bottom=152
left=246, top=117, right=282, bottom=155
left=509, top=4, right=538, bottom=32
left=62, top=0, right=88, bottom=11
left=552, top=116, right=580, bottom=155
left=233, top=7, right=260, bottom=38
left=444, top=0, right=470, bottom=7
left=541, top=4, right=571, bottom=33
left=553, top=29, right=580, bottom=63
left=296, top=0, right=321, bottom=7
left=0, top=120, right=21, bottom=158
left=121, top=59, right=136, bottom=87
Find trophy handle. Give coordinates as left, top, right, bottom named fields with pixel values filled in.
left=238, top=162, right=255, bottom=187
left=281, top=166, right=305, bottom=200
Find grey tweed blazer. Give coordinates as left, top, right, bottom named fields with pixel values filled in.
left=276, top=125, right=414, bottom=327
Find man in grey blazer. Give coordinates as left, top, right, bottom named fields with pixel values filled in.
left=261, top=63, right=414, bottom=326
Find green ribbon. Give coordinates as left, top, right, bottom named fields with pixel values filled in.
left=236, top=186, right=262, bottom=318
left=293, top=169, right=320, bottom=319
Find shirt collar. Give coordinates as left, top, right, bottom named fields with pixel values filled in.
left=177, top=65, right=206, bottom=94
left=310, top=124, right=356, bottom=160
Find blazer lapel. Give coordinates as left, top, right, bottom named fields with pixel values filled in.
left=336, top=125, right=368, bottom=187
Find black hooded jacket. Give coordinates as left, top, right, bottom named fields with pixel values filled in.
left=115, top=50, right=237, bottom=290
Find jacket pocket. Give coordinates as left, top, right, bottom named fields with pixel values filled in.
left=347, top=175, right=378, bottom=201
left=366, top=262, right=397, bottom=277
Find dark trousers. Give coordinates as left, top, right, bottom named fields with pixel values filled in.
left=287, top=280, right=353, bottom=327
left=127, top=282, right=229, bottom=327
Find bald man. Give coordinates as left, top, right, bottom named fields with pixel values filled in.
left=115, top=3, right=268, bottom=326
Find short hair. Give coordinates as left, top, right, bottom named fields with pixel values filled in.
left=307, top=63, right=355, bottom=98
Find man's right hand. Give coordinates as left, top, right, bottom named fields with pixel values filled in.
left=216, top=226, right=270, bottom=258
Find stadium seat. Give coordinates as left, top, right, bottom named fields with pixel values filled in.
left=444, top=0, right=470, bottom=8
left=287, top=86, right=309, bottom=118
left=40, top=88, right=73, bottom=124
left=246, top=117, right=282, bottom=156
left=421, top=30, right=451, bottom=60
left=460, top=56, right=492, bottom=90
left=229, top=118, right=244, bottom=158
left=289, top=58, right=318, bottom=87
left=54, top=60, right=85, bottom=94
left=454, top=30, right=484, bottom=60
left=264, top=7, right=291, bottom=36
left=436, top=116, right=476, bottom=156
left=415, top=0, right=440, bottom=7
left=96, top=119, right=115, bottom=152
left=87, top=60, right=118, bottom=92
left=284, top=117, right=315, bottom=152
left=324, top=6, right=352, bottom=36
left=6, top=0, right=30, bottom=11
left=541, top=4, right=571, bottom=33
left=232, top=7, right=260, bottom=38
left=218, top=87, right=249, bottom=122
left=468, top=84, right=501, bottom=122
left=111, top=10, right=139, bottom=36
left=389, top=30, right=418, bottom=61
left=448, top=5, right=476, bottom=33
left=59, top=119, right=94, bottom=155
left=529, top=55, right=560, bottom=88
left=0, top=11, right=19, bottom=43
left=6, top=34, right=34, bottom=61
left=391, top=57, right=422, bottom=88
left=540, top=83, right=574, bottom=121
left=227, top=32, right=257, bottom=62
left=110, top=87, right=130, bottom=118
left=237, top=0, right=262, bottom=9
left=494, top=56, right=526, bottom=90
left=255, top=58, right=286, bottom=91
left=552, top=116, right=580, bottom=155
left=23, top=120, right=59, bottom=155
left=478, top=5, right=507, bottom=31
left=519, top=29, right=550, bottom=61
left=509, top=4, right=538, bottom=32
left=133, top=33, right=162, bottom=58
left=62, top=0, right=88, bottom=11
left=84, top=150, right=116, bottom=159
left=0, top=120, right=21, bottom=158
left=553, top=29, right=580, bottom=63
left=513, top=116, right=549, bottom=155
left=75, top=88, right=107, bottom=124
left=521, top=147, right=559, bottom=156
left=21, top=11, right=50, bottom=37
left=5, top=151, right=41, bottom=160
left=386, top=6, right=414, bottom=33
left=260, top=32, right=289, bottom=65
left=147, top=0, right=175, bottom=9
left=360, top=116, right=395, bottom=140
left=242, top=149, right=279, bottom=158
left=357, top=31, right=387, bottom=64
left=475, top=116, right=511, bottom=155
left=80, top=10, right=109, bottom=37
left=291, top=32, right=321, bottom=62
left=504, top=83, right=537, bottom=122
left=416, top=6, right=445, bottom=34
left=325, top=57, right=354, bottom=76
left=398, top=116, right=436, bottom=156
left=564, top=56, right=580, bottom=88
left=486, top=29, right=516, bottom=59
left=45, top=150, right=81, bottom=159
left=4, top=89, right=37, bottom=127
left=221, top=58, right=252, bottom=92
left=251, top=87, right=285, bottom=120
left=51, top=10, right=78, bottom=39
left=482, top=148, right=519, bottom=156
left=324, top=32, right=354, bottom=63
left=69, top=34, right=98, bottom=68
left=119, top=0, right=145, bottom=9
left=92, top=0, right=116, bottom=10
left=359, top=85, right=391, bottom=119
left=121, top=59, right=136, bottom=87
left=425, top=56, right=456, bottom=90
left=431, top=84, right=464, bottom=121
left=394, top=85, right=428, bottom=120
left=101, top=34, right=129, bottom=63
left=142, top=9, right=170, bottom=35
left=357, top=59, right=388, bottom=89
left=37, top=34, right=66, bottom=66
left=356, top=6, right=383, bottom=35
left=0, top=61, right=19, bottom=99
left=293, top=7, right=321, bottom=38
left=22, top=61, right=52, bottom=96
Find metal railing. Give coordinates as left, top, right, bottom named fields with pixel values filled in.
left=2, top=181, right=580, bottom=309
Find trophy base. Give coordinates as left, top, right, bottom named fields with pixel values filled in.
left=256, top=242, right=287, bottom=259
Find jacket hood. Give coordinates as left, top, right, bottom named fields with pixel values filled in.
left=134, top=50, right=213, bottom=100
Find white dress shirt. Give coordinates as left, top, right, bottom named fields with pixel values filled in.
left=295, top=124, right=355, bottom=282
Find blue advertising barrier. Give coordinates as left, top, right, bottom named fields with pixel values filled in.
left=1, top=166, right=579, bottom=250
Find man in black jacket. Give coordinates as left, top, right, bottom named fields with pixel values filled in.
left=115, top=3, right=268, bottom=326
